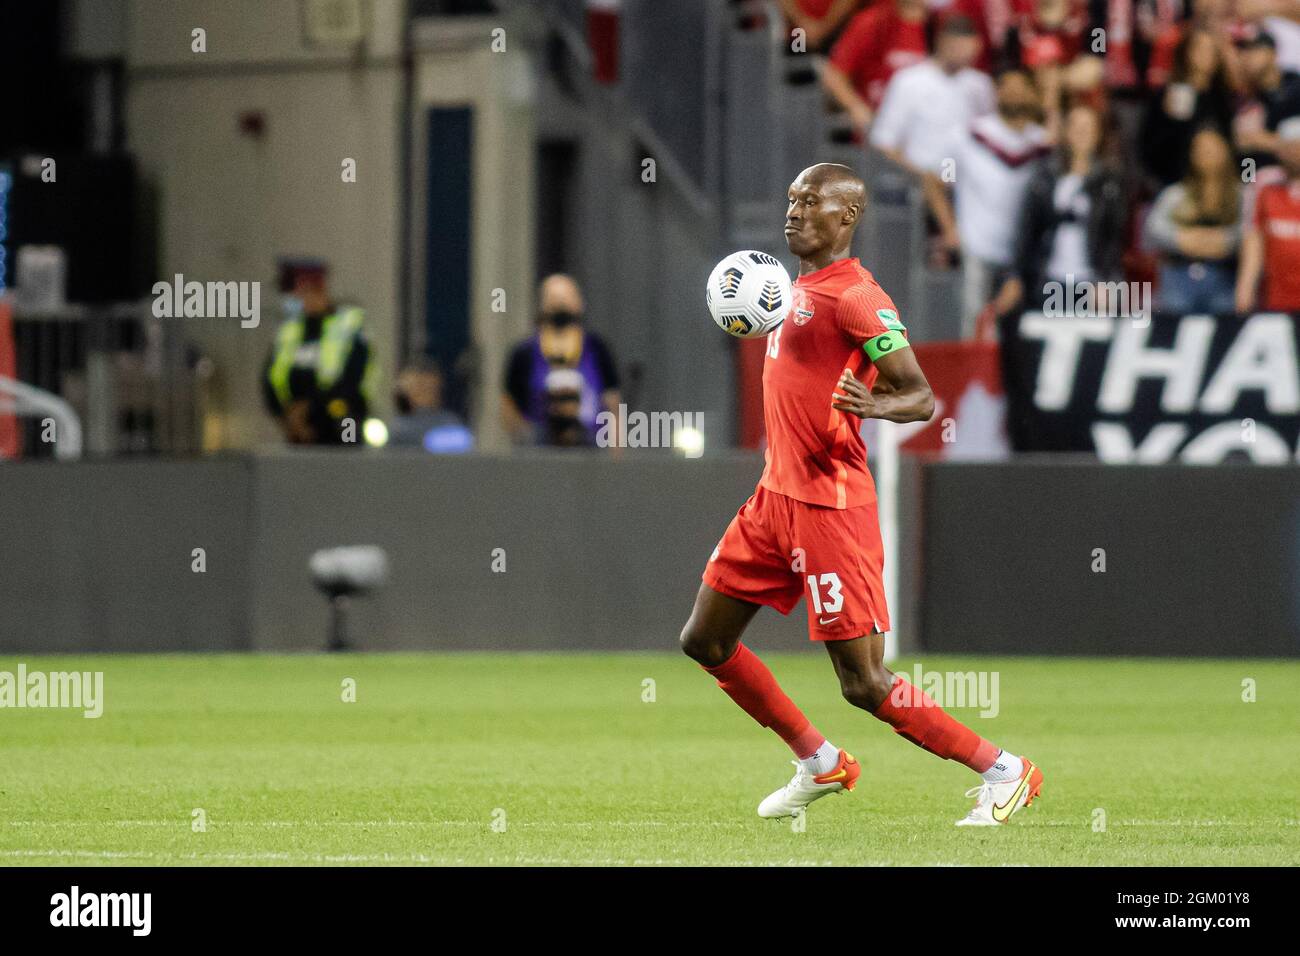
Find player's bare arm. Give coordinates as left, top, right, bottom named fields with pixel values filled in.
left=831, top=349, right=934, bottom=423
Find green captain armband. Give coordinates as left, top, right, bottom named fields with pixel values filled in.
left=863, top=329, right=909, bottom=363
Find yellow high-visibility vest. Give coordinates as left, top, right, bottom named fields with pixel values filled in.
left=267, top=307, right=370, bottom=409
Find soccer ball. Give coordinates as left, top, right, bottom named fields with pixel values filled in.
left=706, top=250, right=792, bottom=339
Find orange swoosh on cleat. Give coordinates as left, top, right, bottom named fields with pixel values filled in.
left=814, top=752, right=859, bottom=789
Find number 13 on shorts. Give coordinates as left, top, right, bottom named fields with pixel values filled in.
left=806, top=572, right=843, bottom=615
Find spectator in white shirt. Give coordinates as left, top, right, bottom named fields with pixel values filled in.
left=924, top=67, right=1053, bottom=336
left=870, top=14, right=996, bottom=177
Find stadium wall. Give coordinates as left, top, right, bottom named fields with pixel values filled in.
left=0, top=457, right=255, bottom=653
left=4, top=453, right=1296, bottom=657
left=0, top=452, right=798, bottom=654
left=918, top=460, right=1300, bottom=657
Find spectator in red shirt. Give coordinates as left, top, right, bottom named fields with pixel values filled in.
left=776, top=0, right=865, bottom=52
left=1014, top=0, right=1085, bottom=70
left=822, top=0, right=929, bottom=130
left=1235, top=123, right=1300, bottom=311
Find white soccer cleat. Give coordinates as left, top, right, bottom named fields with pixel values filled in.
left=955, top=756, right=1044, bottom=827
left=757, top=750, right=860, bottom=819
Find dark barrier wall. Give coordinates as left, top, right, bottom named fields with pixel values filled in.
left=243, top=451, right=793, bottom=652
left=0, top=458, right=254, bottom=652
left=0, top=450, right=802, bottom=654
left=919, top=461, right=1300, bottom=657
left=6, top=452, right=1297, bottom=656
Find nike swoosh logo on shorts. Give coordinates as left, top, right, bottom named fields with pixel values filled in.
left=818, top=616, right=839, bottom=625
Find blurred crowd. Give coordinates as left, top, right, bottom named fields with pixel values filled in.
left=265, top=1, right=1300, bottom=452
left=752, top=0, right=1300, bottom=333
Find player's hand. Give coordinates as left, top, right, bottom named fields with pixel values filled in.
left=832, top=370, right=875, bottom=419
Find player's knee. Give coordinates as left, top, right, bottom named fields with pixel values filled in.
left=840, top=668, right=893, bottom=712
left=839, top=676, right=874, bottom=711
left=677, top=619, right=706, bottom=660
left=678, top=619, right=734, bottom=668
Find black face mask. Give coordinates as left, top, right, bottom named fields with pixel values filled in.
left=545, top=310, right=581, bottom=329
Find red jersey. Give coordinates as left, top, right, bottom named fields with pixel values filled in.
left=1254, top=180, right=1300, bottom=312
left=830, top=3, right=927, bottom=109
left=759, top=257, right=905, bottom=510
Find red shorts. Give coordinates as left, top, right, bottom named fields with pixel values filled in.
left=702, top=485, right=890, bottom=641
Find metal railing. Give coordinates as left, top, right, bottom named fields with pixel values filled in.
left=2, top=302, right=207, bottom=459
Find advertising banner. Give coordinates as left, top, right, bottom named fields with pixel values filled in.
left=999, top=312, right=1300, bottom=463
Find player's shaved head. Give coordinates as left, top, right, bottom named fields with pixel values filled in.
left=784, top=164, right=866, bottom=271
left=797, top=163, right=866, bottom=206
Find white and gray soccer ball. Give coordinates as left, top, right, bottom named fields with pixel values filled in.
left=705, top=250, right=792, bottom=339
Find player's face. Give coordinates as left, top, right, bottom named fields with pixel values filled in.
left=784, top=178, right=844, bottom=258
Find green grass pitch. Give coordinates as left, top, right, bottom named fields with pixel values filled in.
left=1, top=652, right=1297, bottom=866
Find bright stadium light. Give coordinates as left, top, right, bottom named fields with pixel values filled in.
left=674, top=424, right=704, bottom=459
left=363, top=417, right=388, bottom=447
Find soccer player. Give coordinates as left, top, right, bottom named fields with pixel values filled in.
left=679, top=163, right=1043, bottom=826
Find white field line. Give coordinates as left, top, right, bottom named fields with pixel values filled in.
left=3, top=820, right=746, bottom=829
left=4, top=818, right=1298, bottom=829
left=0, top=849, right=857, bottom=866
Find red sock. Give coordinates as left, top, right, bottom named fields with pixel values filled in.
left=871, top=675, right=999, bottom=772
left=704, top=644, right=826, bottom=759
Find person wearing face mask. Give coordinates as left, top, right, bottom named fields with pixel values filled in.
left=501, top=273, right=622, bottom=448
left=262, top=258, right=376, bottom=446
left=922, top=67, right=1052, bottom=337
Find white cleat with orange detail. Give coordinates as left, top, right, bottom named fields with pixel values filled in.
left=757, top=749, right=860, bottom=819
left=955, top=756, right=1043, bottom=827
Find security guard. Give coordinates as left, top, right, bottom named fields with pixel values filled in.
left=262, top=259, right=377, bottom=445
